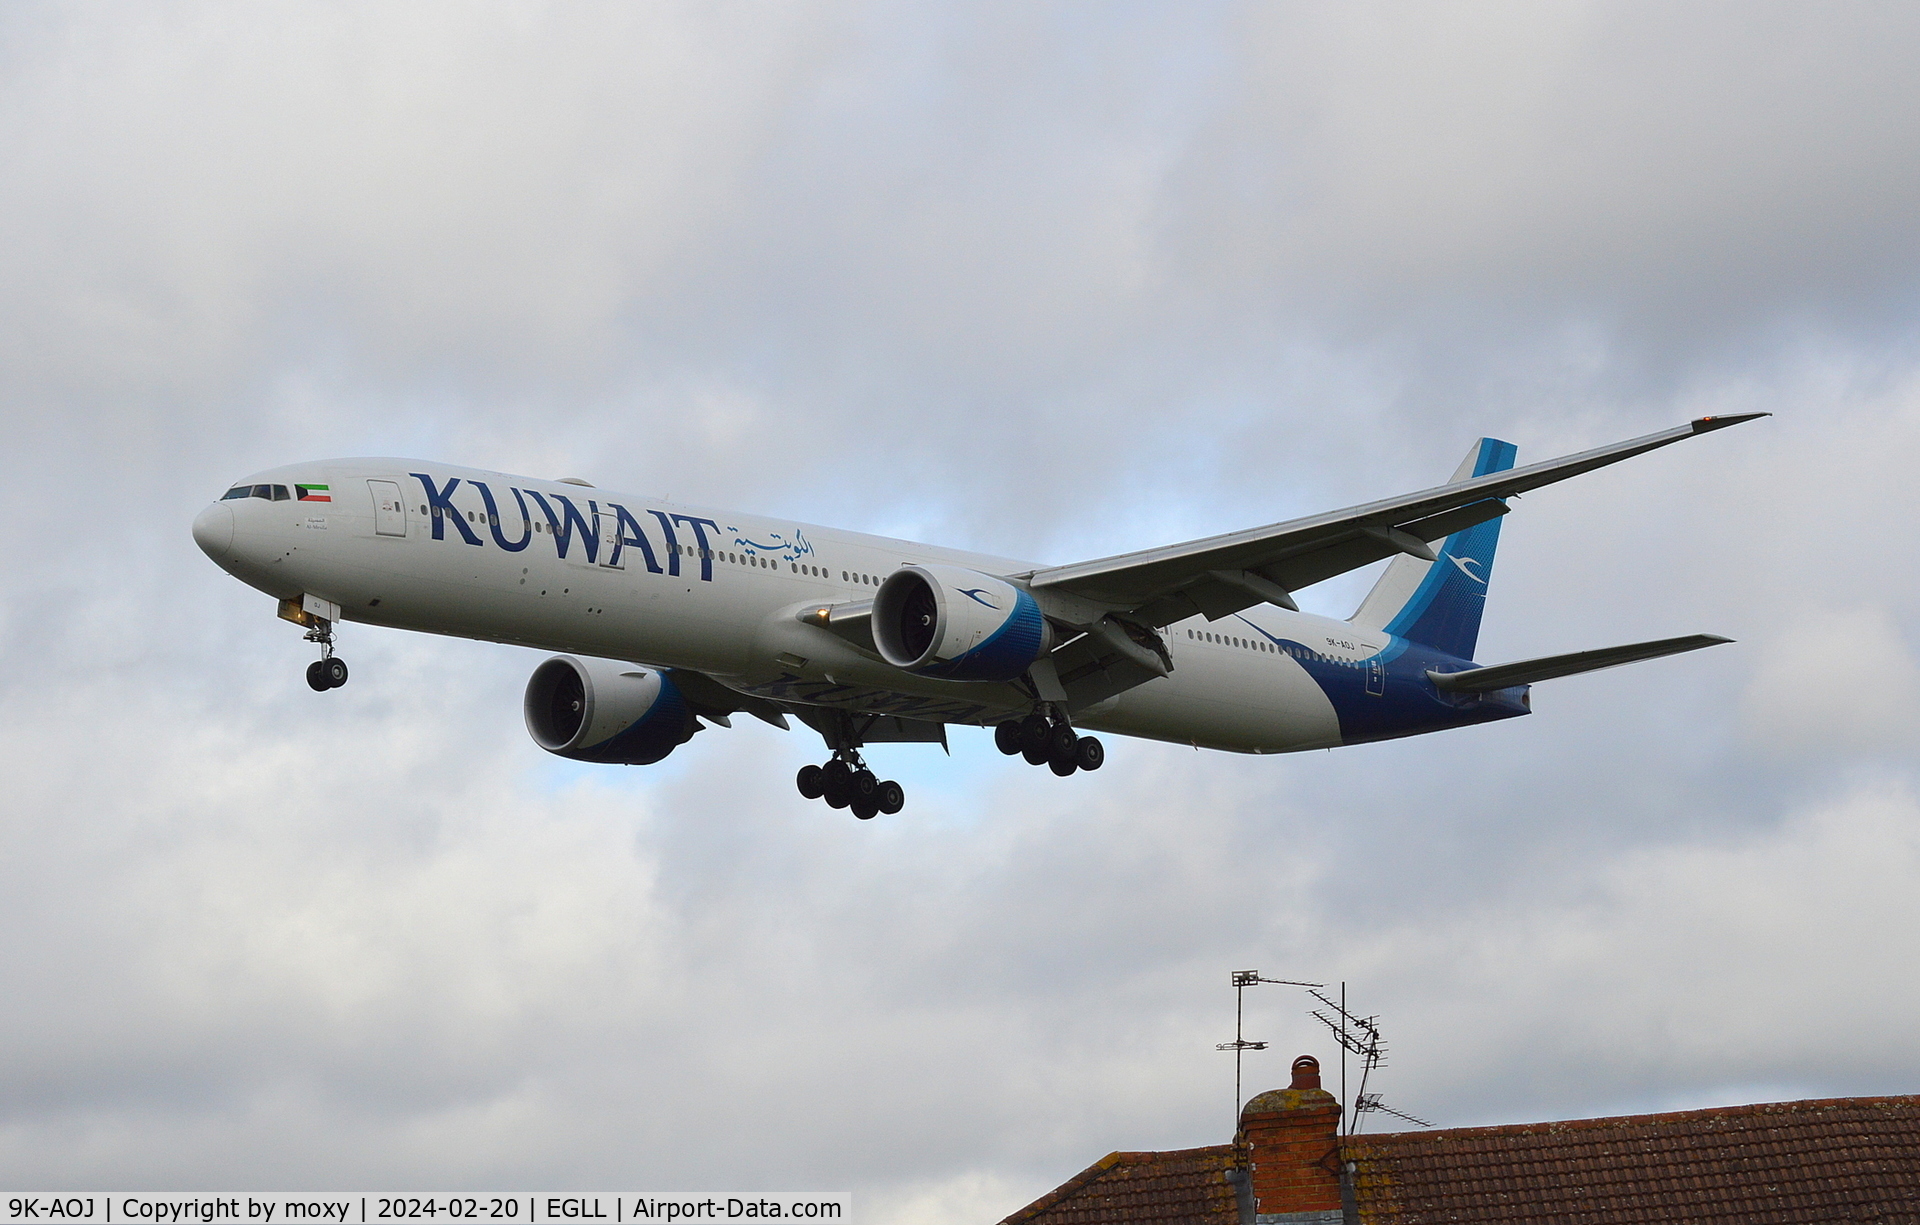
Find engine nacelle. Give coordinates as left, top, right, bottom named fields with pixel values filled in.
left=523, top=655, right=697, bottom=765
left=873, top=564, right=1052, bottom=681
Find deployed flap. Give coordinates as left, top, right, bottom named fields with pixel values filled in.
left=1428, top=634, right=1732, bottom=692
left=664, top=668, right=793, bottom=729
left=1027, top=414, right=1766, bottom=628
left=1048, top=620, right=1170, bottom=712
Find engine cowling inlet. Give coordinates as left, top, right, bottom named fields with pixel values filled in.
left=873, top=564, right=1051, bottom=682
left=523, top=655, right=698, bottom=764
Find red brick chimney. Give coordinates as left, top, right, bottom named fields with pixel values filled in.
left=1237, top=1055, right=1343, bottom=1223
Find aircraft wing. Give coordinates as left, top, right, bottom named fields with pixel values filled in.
left=1427, top=633, right=1733, bottom=692
left=1026, top=414, right=1765, bottom=627
left=667, top=667, right=795, bottom=730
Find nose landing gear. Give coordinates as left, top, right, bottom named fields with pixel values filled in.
left=796, top=751, right=905, bottom=820
left=298, top=614, right=348, bottom=692
left=281, top=597, right=349, bottom=692
left=995, top=708, right=1102, bottom=777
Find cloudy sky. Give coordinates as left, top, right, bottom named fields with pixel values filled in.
left=4, top=2, right=1919, bottom=1219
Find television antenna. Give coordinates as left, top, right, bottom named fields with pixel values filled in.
left=1355, top=1093, right=1433, bottom=1129
left=1216, top=969, right=1323, bottom=1125
left=1308, top=987, right=1430, bottom=1133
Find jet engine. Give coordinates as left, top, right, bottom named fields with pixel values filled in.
left=873, top=564, right=1052, bottom=682
left=523, top=655, right=698, bottom=764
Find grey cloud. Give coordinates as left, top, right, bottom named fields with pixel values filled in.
left=1176, top=5, right=1920, bottom=338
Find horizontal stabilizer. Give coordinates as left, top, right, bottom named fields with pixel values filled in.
left=1427, top=634, right=1733, bottom=692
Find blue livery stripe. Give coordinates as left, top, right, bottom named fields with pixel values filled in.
left=1236, top=615, right=1529, bottom=746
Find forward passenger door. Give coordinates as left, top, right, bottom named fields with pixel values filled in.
left=369, top=480, right=407, bottom=537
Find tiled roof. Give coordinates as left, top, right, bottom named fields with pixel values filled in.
left=1342, top=1095, right=1920, bottom=1225
left=998, top=1144, right=1241, bottom=1225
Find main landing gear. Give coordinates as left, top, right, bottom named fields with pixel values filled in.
left=795, top=751, right=906, bottom=821
left=995, top=710, right=1103, bottom=777
left=303, top=620, right=349, bottom=692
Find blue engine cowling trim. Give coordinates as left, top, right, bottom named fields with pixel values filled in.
left=584, top=669, right=695, bottom=765
left=920, top=587, right=1048, bottom=682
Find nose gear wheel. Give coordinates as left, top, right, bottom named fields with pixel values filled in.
left=306, top=657, right=349, bottom=691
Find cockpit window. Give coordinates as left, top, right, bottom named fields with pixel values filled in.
left=271, top=485, right=291, bottom=501
left=252, top=484, right=273, bottom=499
left=222, top=486, right=252, bottom=500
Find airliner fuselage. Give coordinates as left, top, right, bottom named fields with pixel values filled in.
left=192, top=417, right=1756, bottom=817
left=194, top=461, right=1505, bottom=755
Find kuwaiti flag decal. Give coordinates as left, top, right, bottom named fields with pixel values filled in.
left=295, top=484, right=331, bottom=502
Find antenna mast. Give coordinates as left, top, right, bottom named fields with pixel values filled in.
left=1216, top=969, right=1323, bottom=1127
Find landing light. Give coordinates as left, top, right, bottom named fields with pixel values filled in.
left=277, top=598, right=323, bottom=629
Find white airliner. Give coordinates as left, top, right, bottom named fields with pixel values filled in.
left=193, top=414, right=1762, bottom=818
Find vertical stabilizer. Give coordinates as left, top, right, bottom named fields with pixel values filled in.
left=1350, top=437, right=1518, bottom=660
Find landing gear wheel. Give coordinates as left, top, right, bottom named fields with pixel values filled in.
left=1019, top=713, right=1051, bottom=758
left=321, top=657, right=349, bottom=688
left=876, top=780, right=905, bottom=815
left=851, top=795, right=880, bottom=820
left=822, top=759, right=852, bottom=792
left=1049, top=757, right=1078, bottom=777
left=994, top=721, right=1023, bottom=756
left=306, top=660, right=330, bottom=691
left=1048, top=724, right=1078, bottom=764
left=1074, top=736, right=1105, bottom=771
left=824, top=783, right=851, bottom=809
left=851, top=768, right=878, bottom=799
left=796, top=764, right=825, bottom=799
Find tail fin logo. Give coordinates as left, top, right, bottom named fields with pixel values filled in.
left=1354, top=435, right=1516, bottom=660
left=1448, top=555, right=1488, bottom=584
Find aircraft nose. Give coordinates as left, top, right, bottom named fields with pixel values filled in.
left=193, top=503, right=234, bottom=560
